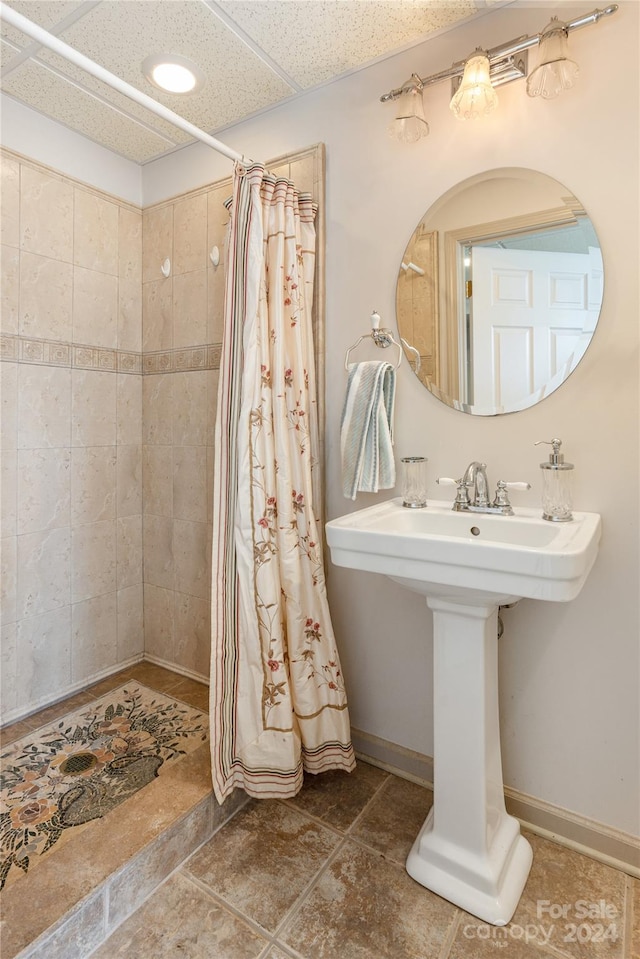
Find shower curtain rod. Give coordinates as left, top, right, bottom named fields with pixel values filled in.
left=0, top=2, right=254, bottom=166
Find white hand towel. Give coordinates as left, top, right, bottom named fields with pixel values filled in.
left=340, top=360, right=396, bottom=500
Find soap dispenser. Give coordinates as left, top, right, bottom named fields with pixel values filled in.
left=535, top=438, right=573, bottom=522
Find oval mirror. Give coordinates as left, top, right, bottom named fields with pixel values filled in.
left=396, top=168, right=603, bottom=415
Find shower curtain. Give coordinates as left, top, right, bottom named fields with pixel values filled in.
left=210, top=162, right=356, bottom=801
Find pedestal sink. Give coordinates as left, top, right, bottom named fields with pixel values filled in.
left=326, top=498, right=601, bottom=925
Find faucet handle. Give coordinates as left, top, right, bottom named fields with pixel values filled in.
left=437, top=476, right=470, bottom=509
left=493, top=480, right=531, bottom=509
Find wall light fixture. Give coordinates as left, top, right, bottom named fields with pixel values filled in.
left=383, top=5, right=617, bottom=140
left=449, top=52, right=498, bottom=121
left=389, top=74, right=429, bottom=142
left=526, top=18, right=580, bottom=99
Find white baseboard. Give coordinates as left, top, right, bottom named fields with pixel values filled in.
left=350, top=727, right=640, bottom=879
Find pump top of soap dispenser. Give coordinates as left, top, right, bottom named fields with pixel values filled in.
left=535, top=438, right=574, bottom=470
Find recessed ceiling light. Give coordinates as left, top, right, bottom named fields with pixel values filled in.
left=142, top=53, right=204, bottom=94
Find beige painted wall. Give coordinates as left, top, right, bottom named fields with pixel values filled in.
left=142, top=1, right=639, bottom=837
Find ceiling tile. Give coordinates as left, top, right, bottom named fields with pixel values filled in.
left=2, top=58, right=176, bottom=162
left=1, top=36, right=21, bottom=69
left=53, top=1, right=296, bottom=131
left=1, top=0, right=490, bottom=166
left=216, top=0, right=479, bottom=88
left=1, top=0, right=86, bottom=47
left=36, top=48, right=193, bottom=147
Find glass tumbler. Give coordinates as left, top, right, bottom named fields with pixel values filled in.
left=400, top=456, right=428, bottom=508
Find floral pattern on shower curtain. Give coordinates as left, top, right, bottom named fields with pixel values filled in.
left=210, top=162, right=356, bottom=801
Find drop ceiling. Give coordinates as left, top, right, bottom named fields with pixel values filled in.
left=1, top=0, right=503, bottom=164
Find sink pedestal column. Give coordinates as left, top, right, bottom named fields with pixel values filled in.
left=406, top=596, right=532, bottom=925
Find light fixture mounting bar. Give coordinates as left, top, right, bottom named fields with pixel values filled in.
left=379, top=4, right=618, bottom=103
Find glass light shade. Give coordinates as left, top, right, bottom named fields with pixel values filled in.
left=526, top=19, right=579, bottom=99
left=450, top=54, right=498, bottom=120
left=388, top=79, right=429, bottom=143
left=142, top=53, right=204, bottom=94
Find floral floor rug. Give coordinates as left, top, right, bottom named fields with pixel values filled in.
left=0, top=684, right=208, bottom=891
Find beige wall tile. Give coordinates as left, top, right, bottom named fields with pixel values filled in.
left=116, top=514, right=142, bottom=589
left=119, top=207, right=142, bottom=282
left=1, top=155, right=20, bottom=248
left=73, top=266, right=118, bottom=348
left=116, top=373, right=142, bottom=447
left=71, top=369, right=116, bottom=447
left=71, top=519, right=116, bottom=602
left=142, top=277, right=173, bottom=352
left=1, top=534, right=17, bottom=625
left=143, top=514, right=173, bottom=590
left=71, top=446, right=117, bottom=525
left=15, top=606, right=71, bottom=706
left=117, top=583, right=144, bottom=661
left=173, top=192, right=207, bottom=276
left=143, top=582, right=174, bottom=662
left=142, top=374, right=173, bottom=446
left=143, top=204, right=173, bottom=284
left=290, top=154, right=316, bottom=197
left=17, top=447, right=71, bottom=534
left=1, top=244, right=19, bottom=334
left=73, top=187, right=119, bottom=275
left=19, top=251, right=73, bottom=341
left=173, top=519, right=209, bottom=599
left=18, top=364, right=71, bottom=449
left=1, top=448, right=17, bottom=535
left=1, top=361, right=18, bottom=451
left=173, top=445, right=207, bottom=523
left=172, top=371, right=207, bottom=446
left=118, top=207, right=143, bottom=352
left=118, top=275, right=142, bottom=352
left=143, top=444, right=173, bottom=518
left=174, top=593, right=210, bottom=676
left=173, top=269, right=207, bottom=348
left=17, top=526, right=71, bottom=619
left=71, top=591, right=118, bottom=682
left=0, top=622, right=17, bottom=719
left=20, top=164, right=73, bottom=262
left=116, top=444, right=142, bottom=518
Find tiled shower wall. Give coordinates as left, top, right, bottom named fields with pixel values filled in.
left=1, top=149, right=143, bottom=723
left=140, top=147, right=323, bottom=681
left=0, top=145, right=323, bottom=723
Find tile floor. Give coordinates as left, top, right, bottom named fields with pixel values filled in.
left=92, top=750, right=638, bottom=959
left=2, top=664, right=638, bottom=959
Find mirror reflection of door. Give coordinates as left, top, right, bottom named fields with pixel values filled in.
left=396, top=169, right=605, bottom=416
left=470, top=245, right=603, bottom=412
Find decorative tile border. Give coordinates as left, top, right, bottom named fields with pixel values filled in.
left=0, top=335, right=221, bottom=373
left=143, top=344, right=221, bottom=374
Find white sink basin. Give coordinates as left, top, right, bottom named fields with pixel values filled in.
left=326, top=496, right=601, bottom=925
left=326, top=497, right=601, bottom=603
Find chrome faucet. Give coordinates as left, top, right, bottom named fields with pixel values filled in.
left=437, top=462, right=531, bottom=516
left=463, top=461, right=490, bottom=509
